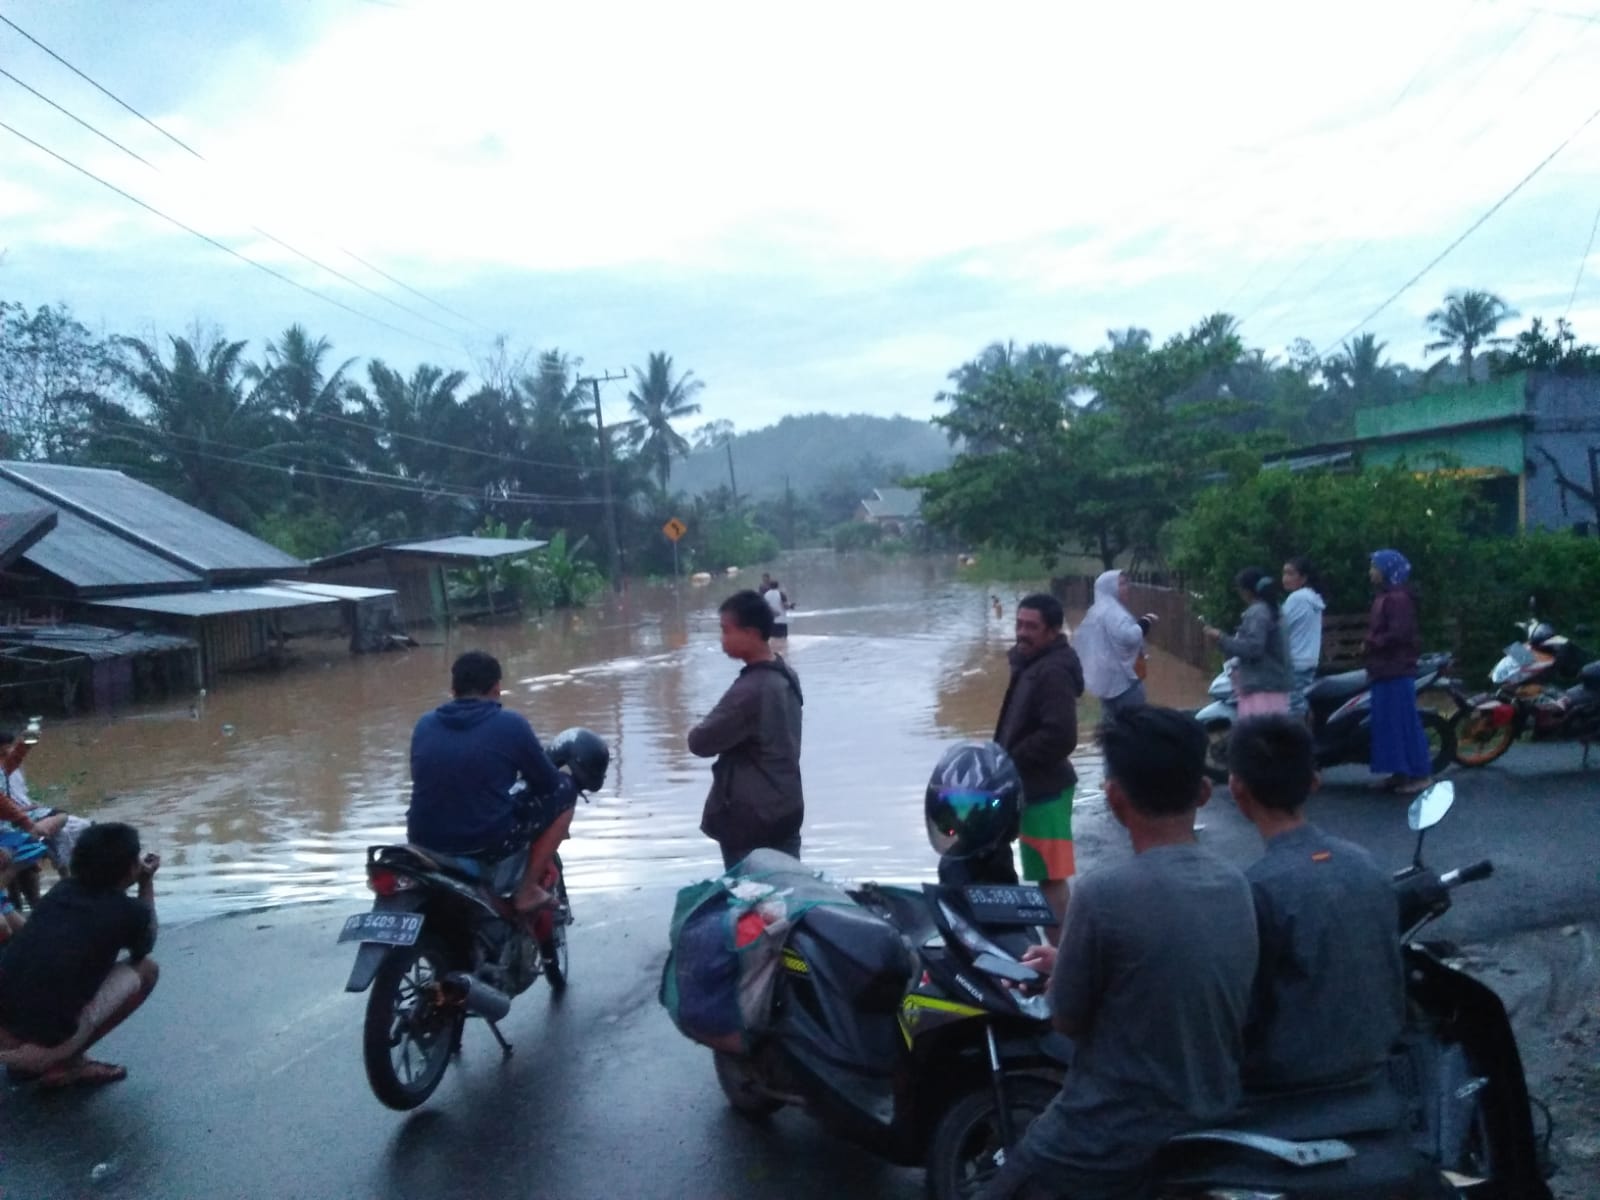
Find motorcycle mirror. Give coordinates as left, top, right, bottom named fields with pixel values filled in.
left=1407, top=780, right=1455, bottom=868
left=1407, top=781, right=1455, bottom=832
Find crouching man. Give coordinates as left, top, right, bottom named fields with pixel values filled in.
left=0, top=822, right=160, bottom=1087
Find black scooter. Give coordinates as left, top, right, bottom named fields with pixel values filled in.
left=1195, top=651, right=1459, bottom=783
left=702, top=849, right=1070, bottom=1199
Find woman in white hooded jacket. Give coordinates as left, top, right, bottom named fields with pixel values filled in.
left=1075, top=570, right=1156, bottom=714
left=1280, top=556, right=1326, bottom=715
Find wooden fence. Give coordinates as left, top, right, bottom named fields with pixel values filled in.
left=1052, top=574, right=1376, bottom=673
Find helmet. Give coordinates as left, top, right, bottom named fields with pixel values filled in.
left=548, top=727, right=610, bottom=793
left=1528, top=622, right=1556, bottom=646
left=925, top=741, right=1021, bottom=860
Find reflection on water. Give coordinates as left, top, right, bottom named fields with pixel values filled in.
left=27, top=556, right=1209, bottom=922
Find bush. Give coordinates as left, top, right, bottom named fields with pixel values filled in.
left=829, top=521, right=885, bottom=552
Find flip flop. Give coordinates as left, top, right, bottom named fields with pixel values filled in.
left=40, top=1059, right=126, bottom=1089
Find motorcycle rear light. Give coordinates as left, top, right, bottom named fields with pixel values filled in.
left=367, top=868, right=416, bottom=896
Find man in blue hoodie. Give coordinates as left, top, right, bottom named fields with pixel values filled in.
left=407, top=651, right=575, bottom=915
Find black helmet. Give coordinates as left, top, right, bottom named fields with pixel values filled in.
left=548, top=727, right=610, bottom=793
left=925, top=740, right=1021, bottom=860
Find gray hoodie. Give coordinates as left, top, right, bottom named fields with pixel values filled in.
left=1218, top=601, right=1295, bottom=696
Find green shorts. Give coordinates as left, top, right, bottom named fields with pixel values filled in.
left=1017, top=787, right=1075, bottom=883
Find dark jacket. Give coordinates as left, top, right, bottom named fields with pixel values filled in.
left=689, top=657, right=804, bottom=856
left=407, top=698, right=574, bottom=854
left=994, top=636, right=1084, bottom=800
left=1364, top=587, right=1421, bottom=681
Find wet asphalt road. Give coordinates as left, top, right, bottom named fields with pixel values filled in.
left=2, top=744, right=1595, bottom=1200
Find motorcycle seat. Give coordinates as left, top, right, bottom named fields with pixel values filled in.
left=1233, top=1071, right=1406, bottom=1141
left=1305, top=669, right=1370, bottom=703
left=393, top=844, right=525, bottom=895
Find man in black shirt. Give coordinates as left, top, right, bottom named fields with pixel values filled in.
left=0, top=822, right=160, bottom=1087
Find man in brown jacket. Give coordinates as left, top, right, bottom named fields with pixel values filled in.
left=688, top=590, right=805, bottom=869
left=994, top=592, right=1084, bottom=938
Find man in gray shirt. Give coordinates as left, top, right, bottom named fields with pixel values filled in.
left=1228, top=714, right=1405, bottom=1089
left=981, top=707, right=1259, bottom=1200
left=688, top=590, right=804, bottom=869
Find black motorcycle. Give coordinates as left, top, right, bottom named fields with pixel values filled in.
left=706, top=867, right=1071, bottom=1200
left=339, top=728, right=606, bottom=1110
left=1196, top=652, right=1459, bottom=783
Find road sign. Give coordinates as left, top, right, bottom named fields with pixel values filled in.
left=662, top=517, right=687, bottom=542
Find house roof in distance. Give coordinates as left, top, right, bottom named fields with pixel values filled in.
left=0, top=462, right=302, bottom=577
left=860, top=487, right=924, bottom=519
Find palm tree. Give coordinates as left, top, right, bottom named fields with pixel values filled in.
left=1425, top=290, right=1518, bottom=383
left=105, top=333, right=282, bottom=526
left=252, top=325, right=359, bottom=505
left=626, top=352, right=703, bottom=492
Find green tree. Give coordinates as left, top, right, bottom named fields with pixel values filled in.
left=103, top=333, right=283, bottom=526
left=0, top=301, right=113, bottom=460
left=252, top=324, right=361, bottom=508
left=626, top=352, right=703, bottom=492
left=1425, top=289, right=1517, bottom=383
left=1490, top=317, right=1600, bottom=377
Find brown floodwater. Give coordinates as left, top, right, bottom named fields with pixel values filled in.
left=24, top=555, right=1209, bottom=922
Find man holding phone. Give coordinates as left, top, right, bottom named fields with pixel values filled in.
left=0, top=822, right=161, bottom=1088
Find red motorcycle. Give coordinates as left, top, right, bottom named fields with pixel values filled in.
left=1452, top=619, right=1600, bottom=767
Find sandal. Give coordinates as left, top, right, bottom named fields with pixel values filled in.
left=1395, top=777, right=1434, bottom=796
left=40, top=1059, right=126, bottom=1089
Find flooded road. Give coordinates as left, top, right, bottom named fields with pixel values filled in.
left=25, top=555, right=1209, bottom=922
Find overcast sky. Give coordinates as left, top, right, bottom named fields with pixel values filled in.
left=3, top=0, right=1598, bottom=431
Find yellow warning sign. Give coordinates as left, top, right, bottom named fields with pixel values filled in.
left=662, top=517, right=687, bottom=542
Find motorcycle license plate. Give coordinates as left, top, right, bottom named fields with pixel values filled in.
left=337, top=911, right=422, bottom=946
left=963, top=885, right=1057, bottom=926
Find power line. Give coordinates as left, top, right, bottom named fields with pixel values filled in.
left=1566, top=195, right=1600, bottom=317
left=1322, top=99, right=1600, bottom=355
left=0, top=11, right=204, bottom=159
left=317, top=410, right=600, bottom=474
left=0, top=118, right=463, bottom=356
left=339, top=250, right=487, bottom=330
left=0, top=64, right=154, bottom=167
left=0, top=11, right=486, bottom=335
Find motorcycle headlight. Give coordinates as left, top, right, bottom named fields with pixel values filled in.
left=1489, top=658, right=1518, bottom=685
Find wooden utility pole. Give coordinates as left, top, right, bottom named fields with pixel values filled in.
left=784, top=473, right=796, bottom=549
left=579, top=370, right=628, bottom=592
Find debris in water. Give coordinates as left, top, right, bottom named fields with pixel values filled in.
left=221, top=724, right=236, bottom=737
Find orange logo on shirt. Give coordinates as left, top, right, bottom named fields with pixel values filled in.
left=1311, top=850, right=1332, bottom=862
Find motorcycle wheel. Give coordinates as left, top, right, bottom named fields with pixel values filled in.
left=1201, top=720, right=1231, bottom=784
left=362, top=935, right=462, bottom=1111
left=1451, top=708, right=1516, bottom=767
left=925, top=1076, right=1059, bottom=1200
left=1420, top=709, right=1457, bottom=775
left=538, top=872, right=571, bottom=993
left=713, top=1050, right=783, bottom=1118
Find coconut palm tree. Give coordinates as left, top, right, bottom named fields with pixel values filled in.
left=626, top=352, right=703, bottom=492
left=252, top=325, right=360, bottom=505
left=1425, top=290, right=1518, bottom=383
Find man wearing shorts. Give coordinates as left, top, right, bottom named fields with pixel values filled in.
left=994, top=592, right=1084, bottom=939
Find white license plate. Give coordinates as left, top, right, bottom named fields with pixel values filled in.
left=338, top=911, right=422, bottom=946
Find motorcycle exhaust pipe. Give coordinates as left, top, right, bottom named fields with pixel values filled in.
left=444, top=971, right=512, bottom=1022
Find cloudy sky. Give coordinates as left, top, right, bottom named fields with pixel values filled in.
left=2, top=0, right=1598, bottom=431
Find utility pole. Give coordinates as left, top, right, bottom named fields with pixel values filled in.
left=724, top=436, right=740, bottom=511
left=784, top=473, right=796, bottom=549
left=579, top=370, right=629, bottom=592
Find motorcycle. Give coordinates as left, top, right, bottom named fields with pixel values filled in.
left=963, top=782, right=1553, bottom=1199
left=339, top=731, right=605, bottom=1110
left=1452, top=617, right=1600, bottom=767
left=1195, top=652, right=1459, bottom=783
left=699, top=851, right=1070, bottom=1200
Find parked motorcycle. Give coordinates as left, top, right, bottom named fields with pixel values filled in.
left=1195, top=652, right=1459, bottom=783
left=339, top=728, right=607, bottom=1110
left=960, top=782, right=1553, bottom=1199
left=1452, top=618, right=1600, bottom=767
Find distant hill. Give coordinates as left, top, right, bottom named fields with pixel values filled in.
left=674, top=413, right=955, bottom=501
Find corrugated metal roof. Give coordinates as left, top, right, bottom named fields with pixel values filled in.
left=88, top=587, right=341, bottom=618
left=0, top=462, right=303, bottom=576
left=0, top=508, right=57, bottom=571
left=0, top=477, right=203, bottom=594
left=390, top=536, right=548, bottom=562
left=268, top=579, right=396, bottom=601
left=860, top=487, right=923, bottom=519
left=0, top=622, right=196, bottom=661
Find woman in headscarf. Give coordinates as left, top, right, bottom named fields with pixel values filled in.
left=1075, top=570, right=1156, bottom=715
left=1365, top=549, right=1432, bottom=794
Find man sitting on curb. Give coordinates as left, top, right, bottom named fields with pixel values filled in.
left=1229, top=713, right=1405, bottom=1090
left=0, top=822, right=161, bottom=1087
left=981, top=707, right=1258, bottom=1200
